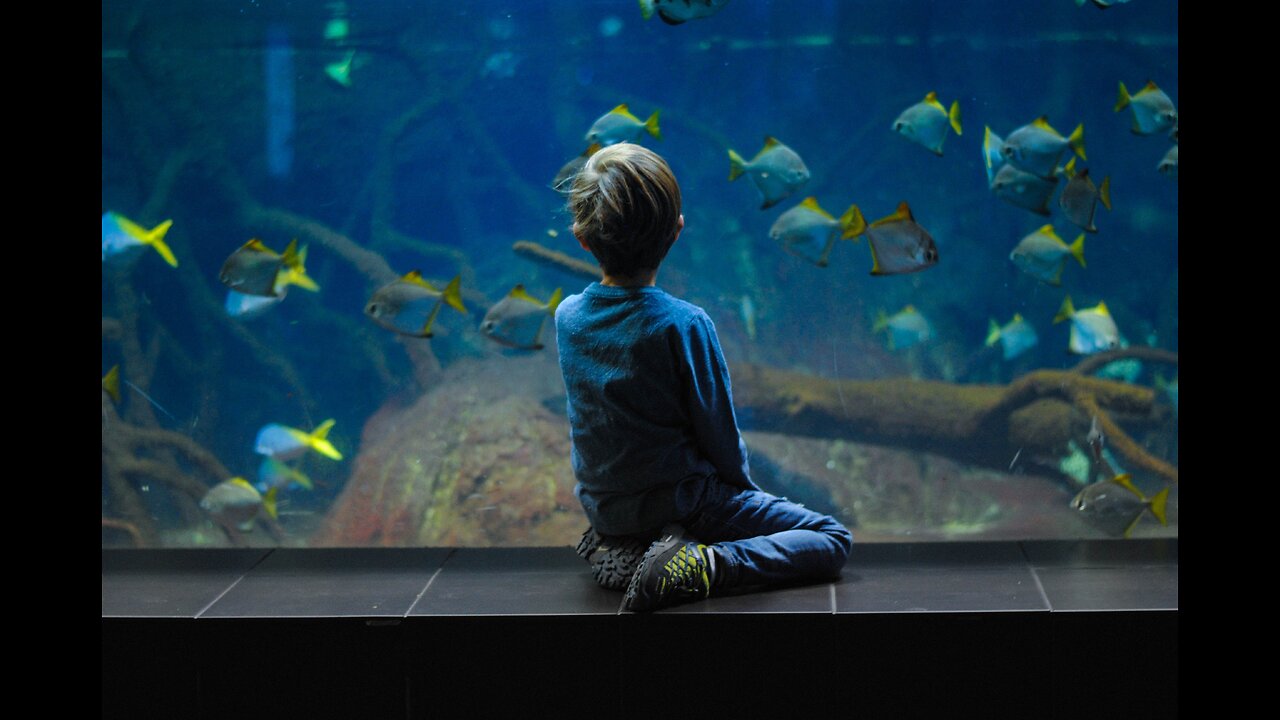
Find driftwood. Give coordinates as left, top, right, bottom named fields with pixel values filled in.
left=730, top=347, right=1178, bottom=485
left=512, top=240, right=603, bottom=281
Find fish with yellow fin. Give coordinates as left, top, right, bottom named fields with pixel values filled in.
left=845, top=202, right=938, bottom=276
left=728, top=136, right=810, bottom=210
left=892, top=91, right=962, bottom=156
left=1009, top=225, right=1085, bottom=286
left=1058, top=157, right=1112, bottom=233
left=1054, top=296, right=1120, bottom=355
left=1071, top=473, right=1169, bottom=539
left=481, top=285, right=562, bottom=350
left=768, top=197, right=865, bottom=267
left=201, top=477, right=279, bottom=534
left=219, top=239, right=320, bottom=298
left=553, top=143, right=602, bottom=194
left=102, top=365, right=122, bottom=403
left=255, top=418, right=344, bottom=462
left=991, top=162, right=1060, bottom=216
left=1000, top=116, right=1086, bottom=179
left=985, top=314, right=1038, bottom=360
left=1115, top=80, right=1177, bottom=136
left=365, top=272, right=467, bottom=338
left=256, top=456, right=314, bottom=493
left=983, top=126, right=1007, bottom=186
left=102, top=212, right=178, bottom=267
left=874, top=305, right=932, bottom=350
left=585, top=104, right=661, bottom=146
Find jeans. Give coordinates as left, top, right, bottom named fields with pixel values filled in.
left=680, top=480, right=853, bottom=590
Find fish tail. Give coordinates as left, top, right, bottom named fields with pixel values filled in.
left=1148, top=486, right=1170, bottom=526
left=839, top=204, right=866, bottom=240
left=1067, top=123, right=1086, bottom=160
left=727, top=149, right=746, bottom=181
left=547, top=287, right=564, bottom=314
left=638, top=0, right=656, bottom=20
left=263, top=486, right=280, bottom=520
left=1112, top=473, right=1145, bottom=499
left=1099, top=176, right=1112, bottom=210
left=145, top=219, right=179, bottom=267
left=872, top=310, right=889, bottom=334
left=282, top=242, right=321, bottom=292
left=1053, top=296, right=1075, bottom=324
left=948, top=100, right=962, bottom=136
left=644, top=110, right=662, bottom=141
left=309, top=419, right=344, bottom=460
left=443, top=275, right=468, bottom=314
left=1070, top=234, right=1086, bottom=268
left=103, top=365, right=122, bottom=404
left=985, top=319, right=1001, bottom=348
left=1114, top=81, right=1131, bottom=112
left=294, top=466, right=314, bottom=490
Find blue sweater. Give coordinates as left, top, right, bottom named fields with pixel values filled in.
left=555, top=282, right=759, bottom=536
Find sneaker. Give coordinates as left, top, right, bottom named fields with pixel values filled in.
left=623, top=525, right=716, bottom=612
left=575, top=526, right=653, bottom=591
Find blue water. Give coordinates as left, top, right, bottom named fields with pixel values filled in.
left=102, top=0, right=1177, bottom=544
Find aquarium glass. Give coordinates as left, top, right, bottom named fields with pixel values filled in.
left=102, top=0, right=1178, bottom=549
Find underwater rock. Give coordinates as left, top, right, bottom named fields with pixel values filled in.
left=312, top=355, right=583, bottom=547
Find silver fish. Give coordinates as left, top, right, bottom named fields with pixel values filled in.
left=1071, top=473, right=1169, bottom=539
left=102, top=212, right=178, bottom=267
left=1053, top=296, right=1120, bottom=355
left=983, top=126, right=1006, bottom=186
left=639, top=0, right=731, bottom=25
left=1010, top=225, right=1085, bottom=286
left=201, top=478, right=278, bottom=533
left=1000, top=116, right=1086, bottom=179
left=1058, top=158, right=1112, bottom=233
left=585, top=104, right=660, bottom=146
left=852, top=202, right=939, bottom=276
left=728, top=136, right=811, bottom=210
left=366, top=272, right=467, bottom=338
left=1158, top=145, right=1178, bottom=180
left=892, top=91, right=962, bottom=156
left=991, top=162, right=1059, bottom=216
left=219, top=239, right=319, bottom=298
left=874, top=305, right=932, bottom=351
left=1115, top=80, right=1177, bottom=136
left=768, top=197, right=864, bottom=267
left=480, top=285, right=562, bottom=350
left=985, top=314, right=1038, bottom=361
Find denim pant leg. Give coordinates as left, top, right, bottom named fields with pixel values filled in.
left=681, top=481, right=853, bottom=589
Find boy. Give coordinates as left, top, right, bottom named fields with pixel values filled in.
left=557, top=143, right=852, bottom=612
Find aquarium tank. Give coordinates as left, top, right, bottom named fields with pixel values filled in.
left=102, top=0, right=1178, bottom=549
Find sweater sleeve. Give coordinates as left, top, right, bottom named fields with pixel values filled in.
left=683, top=312, right=759, bottom=491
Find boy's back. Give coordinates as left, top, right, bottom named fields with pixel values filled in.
left=555, top=283, right=754, bottom=537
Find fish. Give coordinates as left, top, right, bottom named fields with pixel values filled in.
left=552, top=143, right=602, bottom=194
left=102, top=365, right=122, bottom=403
left=1009, top=225, right=1085, bottom=286
left=365, top=271, right=468, bottom=338
left=985, top=314, right=1038, bottom=360
left=1053, top=296, right=1121, bottom=355
left=728, top=136, right=811, bottom=210
left=846, top=202, right=939, bottom=276
left=256, top=456, right=314, bottom=493
left=1158, top=145, right=1178, bottom=179
left=1071, top=473, right=1169, bottom=539
left=767, top=197, right=865, bottom=267
left=225, top=289, right=285, bottom=319
left=325, top=49, right=355, bottom=88
left=983, top=126, right=1006, bottom=186
left=102, top=212, right=178, bottom=267
left=1115, top=80, right=1178, bottom=136
left=1086, top=414, right=1106, bottom=467
left=1076, top=0, right=1131, bottom=8
left=218, top=238, right=320, bottom=298
left=480, top=285, right=563, bottom=350
left=639, top=0, right=731, bottom=25
left=201, top=477, right=279, bottom=533
left=1000, top=116, right=1086, bottom=179
left=991, top=162, right=1060, bottom=216
left=873, top=305, right=932, bottom=351
left=584, top=104, right=661, bottom=146
left=255, top=418, right=344, bottom=462
left=892, top=91, right=962, bottom=156
left=1058, top=157, right=1112, bottom=233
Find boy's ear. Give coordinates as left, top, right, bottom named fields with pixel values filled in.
left=572, top=222, right=591, bottom=252
left=670, top=214, right=685, bottom=246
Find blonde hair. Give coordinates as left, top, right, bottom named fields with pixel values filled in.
left=568, top=143, right=682, bottom=278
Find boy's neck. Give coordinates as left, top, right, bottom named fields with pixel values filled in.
left=600, top=270, right=658, bottom=288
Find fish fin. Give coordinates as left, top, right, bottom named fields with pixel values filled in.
left=1112, top=473, right=1144, bottom=499
left=1067, top=123, right=1087, bottom=160
left=985, top=319, right=1001, bottom=348
left=103, top=365, right=122, bottom=404
left=242, top=238, right=272, bottom=254
left=1114, top=81, right=1131, bottom=111
left=644, top=110, right=661, bottom=140
left=1070, top=234, right=1087, bottom=268
left=762, top=136, right=781, bottom=150
left=308, top=420, right=344, bottom=461
left=1142, top=79, right=1160, bottom=93
left=142, top=219, right=178, bottom=267
left=1148, top=487, right=1170, bottom=526
left=509, top=283, right=541, bottom=304
left=230, top=477, right=256, bottom=491
left=1031, top=115, right=1056, bottom=133
left=638, top=0, right=655, bottom=20
left=292, top=466, right=314, bottom=490
left=948, top=100, right=962, bottom=136
left=1053, top=296, right=1075, bottom=324
left=610, top=103, right=632, bottom=117
left=401, top=270, right=436, bottom=289
left=263, top=486, right=279, bottom=520
left=1099, top=176, right=1112, bottom=210
left=727, top=149, right=746, bottom=181
left=1121, top=513, right=1141, bottom=539
left=1063, top=156, right=1077, bottom=179
left=1094, top=300, right=1111, bottom=317
left=658, top=10, right=684, bottom=25
left=887, top=201, right=914, bottom=223
left=443, top=275, right=468, bottom=314
left=924, top=90, right=939, bottom=104
left=282, top=243, right=321, bottom=292
left=800, top=196, right=831, bottom=218
left=872, top=310, right=889, bottom=334
left=839, top=204, right=866, bottom=240
left=867, top=240, right=884, bottom=276
left=547, top=287, right=564, bottom=314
